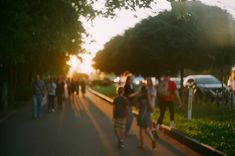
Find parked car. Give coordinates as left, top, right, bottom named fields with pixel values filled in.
left=183, top=75, right=228, bottom=102
left=133, top=76, right=144, bottom=85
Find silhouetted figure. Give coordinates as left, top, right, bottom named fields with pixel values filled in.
left=76, top=77, right=80, bottom=96
left=70, top=79, right=76, bottom=95
left=81, top=78, right=87, bottom=97
left=47, top=78, right=57, bottom=112
left=56, top=76, right=64, bottom=109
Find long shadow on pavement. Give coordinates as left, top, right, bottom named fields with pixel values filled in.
left=77, top=96, right=156, bottom=156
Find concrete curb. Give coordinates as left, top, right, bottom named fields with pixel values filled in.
left=89, top=88, right=227, bottom=156
left=88, top=88, right=113, bottom=103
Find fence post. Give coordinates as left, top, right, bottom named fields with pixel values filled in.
left=188, top=85, right=193, bottom=120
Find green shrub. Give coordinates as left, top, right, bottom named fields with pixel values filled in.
left=91, top=79, right=112, bottom=86
left=91, top=84, right=116, bottom=98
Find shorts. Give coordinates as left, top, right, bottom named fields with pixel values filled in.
left=114, top=118, right=126, bottom=131
left=137, top=112, right=151, bottom=128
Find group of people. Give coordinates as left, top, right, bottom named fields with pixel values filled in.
left=113, top=73, right=183, bottom=149
left=66, top=78, right=87, bottom=98
left=31, top=74, right=87, bottom=119
left=47, top=76, right=65, bottom=112
left=31, top=75, right=65, bottom=118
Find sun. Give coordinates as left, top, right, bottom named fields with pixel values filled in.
left=66, top=53, right=94, bottom=77
left=79, top=53, right=94, bottom=74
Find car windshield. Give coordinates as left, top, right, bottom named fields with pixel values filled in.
left=195, top=77, right=221, bottom=85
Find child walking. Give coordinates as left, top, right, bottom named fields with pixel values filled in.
left=137, top=86, right=157, bottom=149
left=113, top=87, right=129, bottom=149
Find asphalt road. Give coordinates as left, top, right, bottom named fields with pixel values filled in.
left=0, top=92, right=201, bottom=156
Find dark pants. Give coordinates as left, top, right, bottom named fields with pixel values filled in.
left=157, top=100, right=174, bottom=125
left=32, top=95, right=42, bottom=118
left=48, top=95, right=55, bottom=110
left=125, top=105, right=134, bottom=134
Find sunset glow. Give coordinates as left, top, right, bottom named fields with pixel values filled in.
left=81, top=0, right=235, bottom=55
left=67, top=53, right=94, bottom=77
left=67, top=0, right=235, bottom=78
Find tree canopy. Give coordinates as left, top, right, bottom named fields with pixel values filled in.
left=0, top=0, right=156, bottom=80
left=0, top=0, right=159, bottom=105
left=94, top=1, right=235, bottom=77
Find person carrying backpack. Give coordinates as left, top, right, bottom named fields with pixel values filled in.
left=155, top=73, right=183, bottom=134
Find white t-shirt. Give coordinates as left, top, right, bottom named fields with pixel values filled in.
left=227, top=79, right=235, bottom=91
left=48, top=82, right=57, bottom=96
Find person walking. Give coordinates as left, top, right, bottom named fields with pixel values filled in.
left=228, top=67, right=235, bottom=108
left=123, top=74, right=137, bottom=136
left=146, top=77, right=157, bottom=110
left=137, top=86, right=157, bottom=149
left=56, top=76, right=64, bottom=109
left=66, top=78, right=72, bottom=97
left=47, top=78, right=57, bottom=112
left=146, top=77, right=158, bottom=137
left=113, top=87, right=129, bottom=149
left=70, top=78, right=76, bottom=95
left=32, top=74, right=45, bottom=118
left=155, top=73, right=183, bottom=133
left=76, top=77, right=80, bottom=96
left=81, top=78, right=87, bottom=97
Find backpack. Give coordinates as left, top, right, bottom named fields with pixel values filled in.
left=157, top=81, right=169, bottom=97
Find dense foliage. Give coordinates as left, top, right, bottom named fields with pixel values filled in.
left=0, top=0, right=156, bottom=107
left=94, top=1, right=235, bottom=77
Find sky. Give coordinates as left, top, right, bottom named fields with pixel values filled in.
left=81, top=0, right=235, bottom=55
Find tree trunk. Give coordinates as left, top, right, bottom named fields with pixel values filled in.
left=1, top=63, right=8, bottom=109
left=1, top=81, right=8, bottom=109
left=180, top=67, right=184, bottom=99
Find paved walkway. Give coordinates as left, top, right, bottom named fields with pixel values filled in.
left=0, top=92, right=201, bottom=156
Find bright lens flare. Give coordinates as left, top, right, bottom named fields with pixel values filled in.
left=67, top=53, right=94, bottom=77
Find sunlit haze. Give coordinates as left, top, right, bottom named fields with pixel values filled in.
left=81, top=0, right=235, bottom=55
left=66, top=53, right=94, bottom=77
left=81, top=0, right=171, bottom=54
left=68, top=0, right=235, bottom=76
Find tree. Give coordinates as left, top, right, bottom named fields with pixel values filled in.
left=94, top=1, right=235, bottom=81
left=0, top=0, right=156, bottom=76
left=0, top=0, right=157, bottom=107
